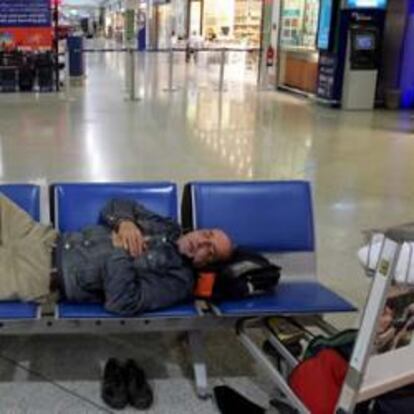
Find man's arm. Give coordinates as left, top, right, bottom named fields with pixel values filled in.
left=102, top=249, right=145, bottom=315
left=103, top=249, right=194, bottom=315
left=101, top=198, right=181, bottom=239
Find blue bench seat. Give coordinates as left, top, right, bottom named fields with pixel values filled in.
left=0, top=301, right=39, bottom=320
left=215, top=280, right=355, bottom=316
left=0, top=181, right=356, bottom=324
left=188, top=181, right=356, bottom=318
left=53, top=182, right=199, bottom=320
left=57, top=302, right=199, bottom=319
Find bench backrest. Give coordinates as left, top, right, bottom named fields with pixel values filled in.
left=0, top=184, right=40, bottom=220
left=52, top=182, right=178, bottom=231
left=188, top=181, right=316, bottom=279
left=189, top=181, right=315, bottom=252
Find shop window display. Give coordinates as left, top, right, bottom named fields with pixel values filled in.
left=202, top=0, right=262, bottom=47
left=278, top=0, right=321, bottom=94
left=203, top=0, right=235, bottom=41
left=234, top=0, right=262, bottom=46
left=281, top=0, right=320, bottom=49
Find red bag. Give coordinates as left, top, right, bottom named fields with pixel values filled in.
left=288, top=349, right=348, bottom=414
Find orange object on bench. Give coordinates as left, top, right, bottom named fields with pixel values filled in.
left=194, top=272, right=216, bottom=299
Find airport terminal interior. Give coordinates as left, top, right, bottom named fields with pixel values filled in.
left=0, top=0, right=413, bottom=412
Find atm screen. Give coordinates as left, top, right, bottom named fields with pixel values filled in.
left=346, top=0, right=387, bottom=8
left=354, top=34, right=375, bottom=50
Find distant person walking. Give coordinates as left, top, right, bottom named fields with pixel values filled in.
left=170, top=30, right=178, bottom=48
left=186, top=31, right=203, bottom=63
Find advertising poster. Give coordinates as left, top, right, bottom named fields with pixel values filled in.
left=317, top=0, right=333, bottom=49
left=0, top=0, right=52, bottom=50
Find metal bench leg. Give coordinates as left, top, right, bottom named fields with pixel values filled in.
left=188, top=330, right=210, bottom=400
left=314, top=316, right=340, bottom=336
left=238, top=329, right=310, bottom=414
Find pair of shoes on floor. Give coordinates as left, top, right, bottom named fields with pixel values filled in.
left=101, top=358, right=153, bottom=410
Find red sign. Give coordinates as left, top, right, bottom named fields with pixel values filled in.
left=0, top=27, right=52, bottom=50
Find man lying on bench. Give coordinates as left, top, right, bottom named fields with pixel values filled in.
left=0, top=195, right=233, bottom=315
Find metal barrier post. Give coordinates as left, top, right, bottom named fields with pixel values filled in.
left=217, top=48, right=227, bottom=93
left=164, top=47, right=178, bottom=92
left=128, top=48, right=138, bottom=101
left=258, top=48, right=271, bottom=91
left=124, top=51, right=129, bottom=92
left=65, top=48, right=71, bottom=100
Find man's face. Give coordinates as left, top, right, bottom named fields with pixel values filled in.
left=177, top=229, right=233, bottom=268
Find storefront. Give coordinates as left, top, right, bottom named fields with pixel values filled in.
left=155, top=2, right=172, bottom=48
left=188, top=0, right=263, bottom=47
left=277, top=0, right=320, bottom=94
left=104, top=1, right=147, bottom=46
left=105, top=9, right=125, bottom=42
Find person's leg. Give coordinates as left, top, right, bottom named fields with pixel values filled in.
left=0, top=195, right=37, bottom=299
left=0, top=195, right=57, bottom=301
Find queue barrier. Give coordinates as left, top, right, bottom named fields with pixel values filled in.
left=69, top=46, right=262, bottom=98
left=0, top=45, right=259, bottom=96
left=0, top=181, right=355, bottom=402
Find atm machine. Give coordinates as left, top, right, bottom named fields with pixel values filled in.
left=316, top=0, right=387, bottom=109
left=342, top=23, right=381, bottom=109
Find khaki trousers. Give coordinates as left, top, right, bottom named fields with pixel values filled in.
left=0, top=195, right=57, bottom=302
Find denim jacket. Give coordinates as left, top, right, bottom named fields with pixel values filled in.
left=57, top=199, right=195, bottom=315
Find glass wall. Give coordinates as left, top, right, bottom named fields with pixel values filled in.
left=190, top=0, right=202, bottom=35
left=203, top=0, right=235, bottom=39
left=278, top=0, right=321, bottom=94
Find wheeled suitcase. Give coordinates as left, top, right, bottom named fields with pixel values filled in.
left=36, top=53, right=54, bottom=92
left=37, top=67, right=54, bottom=92
left=0, top=67, right=17, bottom=92
left=19, top=65, right=35, bottom=92
left=0, top=51, right=20, bottom=92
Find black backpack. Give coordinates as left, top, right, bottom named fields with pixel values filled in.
left=208, top=249, right=281, bottom=301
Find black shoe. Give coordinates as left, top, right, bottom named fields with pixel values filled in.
left=101, top=358, right=128, bottom=410
left=124, top=359, right=154, bottom=410
left=214, top=386, right=266, bottom=414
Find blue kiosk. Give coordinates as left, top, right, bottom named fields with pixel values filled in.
left=400, top=0, right=414, bottom=108
left=67, top=35, right=85, bottom=78
left=316, top=0, right=387, bottom=109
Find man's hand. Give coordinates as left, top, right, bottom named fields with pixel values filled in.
left=116, top=220, right=146, bottom=258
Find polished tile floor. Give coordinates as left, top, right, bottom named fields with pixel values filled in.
left=0, top=44, right=413, bottom=412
